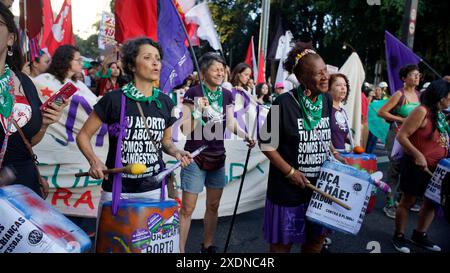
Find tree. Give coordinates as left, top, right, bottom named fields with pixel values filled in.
left=75, top=34, right=99, bottom=59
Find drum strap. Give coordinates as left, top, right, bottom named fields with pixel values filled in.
left=111, top=94, right=126, bottom=215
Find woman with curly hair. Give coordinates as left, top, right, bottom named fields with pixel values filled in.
left=328, top=73, right=352, bottom=151
left=258, top=42, right=345, bottom=253
left=77, top=37, right=193, bottom=207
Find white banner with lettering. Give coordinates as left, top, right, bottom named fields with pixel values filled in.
left=31, top=85, right=269, bottom=219
left=33, top=74, right=108, bottom=217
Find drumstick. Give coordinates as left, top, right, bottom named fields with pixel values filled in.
left=305, top=183, right=352, bottom=210
left=75, top=163, right=147, bottom=177
left=424, top=168, right=433, bottom=176
left=147, top=145, right=208, bottom=183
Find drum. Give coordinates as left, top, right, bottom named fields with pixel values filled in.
left=340, top=152, right=377, bottom=213
left=0, top=185, right=91, bottom=253
left=306, top=161, right=373, bottom=235
left=95, top=198, right=179, bottom=253
left=425, top=158, right=450, bottom=204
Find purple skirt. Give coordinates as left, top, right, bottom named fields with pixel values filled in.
left=263, top=198, right=332, bottom=245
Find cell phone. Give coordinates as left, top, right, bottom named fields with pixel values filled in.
left=40, top=82, right=78, bottom=111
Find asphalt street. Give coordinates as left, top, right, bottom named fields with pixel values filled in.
left=185, top=145, right=450, bottom=253
left=73, top=144, right=450, bottom=253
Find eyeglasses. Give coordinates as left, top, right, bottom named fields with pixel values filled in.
left=73, top=58, right=83, bottom=64
left=408, top=72, right=422, bottom=78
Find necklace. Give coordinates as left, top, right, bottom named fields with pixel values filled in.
left=0, top=65, right=14, bottom=118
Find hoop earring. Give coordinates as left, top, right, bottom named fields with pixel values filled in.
left=7, top=46, right=13, bottom=57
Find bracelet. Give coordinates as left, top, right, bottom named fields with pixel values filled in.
left=285, top=167, right=295, bottom=179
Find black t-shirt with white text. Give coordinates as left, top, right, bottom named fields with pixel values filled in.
left=259, top=90, right=332, bottom=206
left=94, top=90, right=177, bottom=193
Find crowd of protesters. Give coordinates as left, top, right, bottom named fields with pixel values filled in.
left=1, top=0, right=450, bottom=255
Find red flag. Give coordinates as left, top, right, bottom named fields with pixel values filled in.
left=45, top=0, right=75, bottom=56
left=174, top=0, right=200, bottom=47
left=19, top=0, right=43, bottom=39
left=40, top=0, right=54, bottom=50
left=244, top=36, right=258, bottom=80
left=244, top=38, right=253, bottom=67
left=256, top=48, right=266, bottom=84
left=115, top=0, right=158, bottom=43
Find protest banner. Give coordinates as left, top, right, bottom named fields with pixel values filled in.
left=98, top=11, right=116, bottom=51
left=306, top=161, right=373, bottom=235
left=425, top=159, right=450, bottom=204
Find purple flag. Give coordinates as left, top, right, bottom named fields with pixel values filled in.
left=158, top=0, right=194, bottom=94
left=385, top=31, right=421, bottom=94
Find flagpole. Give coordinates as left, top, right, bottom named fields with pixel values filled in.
left=419, top=58, right=442, bottom=78
left=23, top=0, right=29, bottom=63
left=169, top=0, right=206, bottom=95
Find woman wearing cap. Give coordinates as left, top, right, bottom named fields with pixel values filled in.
left=259, top=43, right=345, bottom=253
left=378, top=64, right=422, bottom=219
left=272, top=82, right=284, bottom=101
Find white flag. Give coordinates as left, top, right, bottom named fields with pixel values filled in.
left=275, top=31, right=294, bottom=88
left=339, top=53, right=366, bottom=147
left=185, top=2, right=223, bottom=51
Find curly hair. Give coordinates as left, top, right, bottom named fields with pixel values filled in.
left=1, top=3, right=23, bottom=74
left=329, top=73, right=351, bottom=104
left=283, top=41, right=321, bottom=83
left=47, top=45, right=79, bottom=84
left=399, top=64, right=419, bottom=81
left=121, top=37, right=163, bottom=79
left=420, top=79, right=450, bottom=133
left=230, top=63, right=251, bottom=87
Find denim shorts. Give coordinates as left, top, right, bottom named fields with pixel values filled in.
left=180, top=162, right=226, bottom=194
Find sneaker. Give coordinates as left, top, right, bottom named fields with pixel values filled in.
left=324, top=237, right=332, bottom=246
left=410, top=204, right=421, bottom=212
left=200, top=244, right=218, bottom=254
left=383, top=205, right=396, bottom=219
left=392, top=233, right=411, bottom=253
left=411, top=230, right=441, bottom=252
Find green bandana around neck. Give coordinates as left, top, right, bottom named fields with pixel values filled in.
left=296, top=86, right=323, bottom=131
left=0, top=64, right=14, bottom=118
left=203, top=84, right=223, bottom=114
left=122, top=82, right=162, bottom=109
left=437, top=111, right=450, bottom=135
